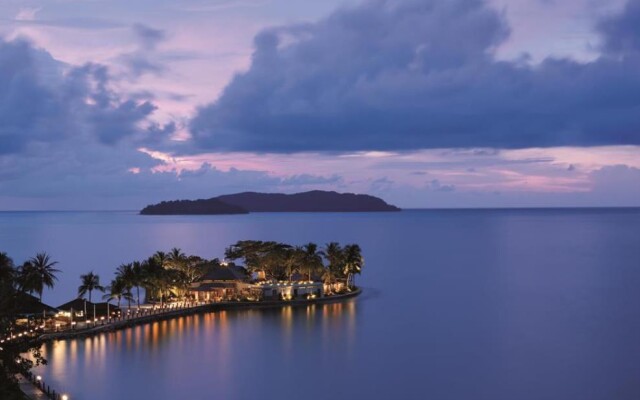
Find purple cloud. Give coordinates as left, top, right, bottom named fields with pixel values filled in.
left=0, top=38, right=161, bottom=153
left=190, top=0, right=640, bottom=152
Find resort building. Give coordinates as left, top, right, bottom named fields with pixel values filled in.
left=57, top=298, right=121, bottom=321
left=189, top=264, right=252, bottom=301
left=188, top=264, right=326, bottom=302
left=253, top=281, right=324, bottom=300
left=14, top=293, right=58, bottom=318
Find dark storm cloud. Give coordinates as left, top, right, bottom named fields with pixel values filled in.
left=189, top=0, right=640, bottom=153
left=0, top=38, right=159, bottom=154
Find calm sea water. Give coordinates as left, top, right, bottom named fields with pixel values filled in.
left=1, top=209, right=639, bottom=400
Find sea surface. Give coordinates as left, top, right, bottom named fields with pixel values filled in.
left=1, top=209, right=639, bottom=400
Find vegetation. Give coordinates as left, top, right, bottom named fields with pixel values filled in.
left=16, top=253, right=60, bottom=302
left=0, top=242, right=363, bottom=397
left=78, top=271, right=105, bottom=302
left=95, top=241, right=363, bottom=308
left=225, top=240, right=363, bottom=289
left=102, top=277, right=132, bottom=308
left=104, top=250, right=210, bottom=308
left=141, top=190, right=400, bottom=215
left=0, top=252, right=55, bottom=399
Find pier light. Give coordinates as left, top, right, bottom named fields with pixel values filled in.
left=62, top=395, right=69, bottom=400
left=36, top=375, right=42, bottom=381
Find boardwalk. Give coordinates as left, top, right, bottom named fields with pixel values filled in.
left=39, top=289, right=361, bottom=341
left=16, top=374, right=47, bottom=400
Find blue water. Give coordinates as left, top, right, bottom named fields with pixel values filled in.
left=2, top=209, right=639, bottom=400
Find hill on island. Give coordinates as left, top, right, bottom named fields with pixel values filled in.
left=140, top=190, right=401, bottom=215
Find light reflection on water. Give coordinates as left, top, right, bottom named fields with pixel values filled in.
left=10, top=209, right=640, bottom=400
left=37, top=301, right=357, bottom=400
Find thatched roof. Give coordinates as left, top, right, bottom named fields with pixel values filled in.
left=199, top=265, right=247, bottom=282
left=14, top=293, right=58, bottom=316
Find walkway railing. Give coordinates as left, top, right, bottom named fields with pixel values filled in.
left=20, top=369, right=68, bottom=400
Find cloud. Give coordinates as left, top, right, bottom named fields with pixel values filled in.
left=15, top=8, right=41, bottom=22
left=589, top=164, right=640, bottom=203
left=598, top=0, right=640, bottom=55
left=118, top=24, right=169, bottom=77
left=133, top=23, right=166, bottom=51
left=189, top=0, right=640, bottom=153
left=280, top=173, right=343, bottom=186
left=430, top=179, right=456, bottom=192
left=10, top=16, right=124, bottom=30
left=0, top=37, right=165, bottom=153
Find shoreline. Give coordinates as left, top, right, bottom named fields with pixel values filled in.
left=38, top=288, right=361, bottom=342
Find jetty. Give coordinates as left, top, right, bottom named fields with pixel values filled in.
left=39, top=288, right=361, bottom=341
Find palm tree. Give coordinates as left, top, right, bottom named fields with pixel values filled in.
left=0, top=252, right=15, bottom=285
left=131, top=261, right=144, bottom=308
left=343, top=244, right=364, bottom=289
left=22, top=252, right=60, bottom=301
left=282, top=247, right=302, bottom=281
left=116, top=263, right=136, bottom=308
left=321, top=242, right=344, bottom=287
left=301, top=243, right=323, bottom=281
left=102, top=277, right=131, bottom=309
left=78, top=271, right=105, bottom=302
left=153, top=251, right=168, bottom=268
left=0, top=252, right=16, bottom=315
left=150, top=268, right=175, bottom=308
left=167, top=248, right=187, bottom=270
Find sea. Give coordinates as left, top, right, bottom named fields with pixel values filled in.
left=1, top=208, right=639, bottom=400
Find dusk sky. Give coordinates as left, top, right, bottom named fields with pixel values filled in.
left=1, top=0, right=639, bottom=209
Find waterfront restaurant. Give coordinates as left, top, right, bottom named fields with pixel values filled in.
left=189, top=264, right=252, bottom=301
left=56, top=298, right=121, bottom=329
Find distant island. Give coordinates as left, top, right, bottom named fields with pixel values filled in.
left=140, top=190, right=401, bottom=215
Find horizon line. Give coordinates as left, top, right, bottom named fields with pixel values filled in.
left=1, top=206, right=639, bottom=213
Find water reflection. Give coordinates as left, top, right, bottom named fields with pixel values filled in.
left=16, top=209, right=640, bottom=399
left=36, top=300, right=358, bottom=400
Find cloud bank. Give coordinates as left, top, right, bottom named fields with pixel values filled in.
left=0, top=38, right=163, bottom=154
left=190, top=0, right=640, bottom=152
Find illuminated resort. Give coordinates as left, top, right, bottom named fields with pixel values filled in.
left=1, top=240, right=362, bottom=335
left=1, top=242, right=363, bottom=399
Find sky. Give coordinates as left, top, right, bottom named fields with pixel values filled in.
left=0, top=0, right=639, bottom=209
